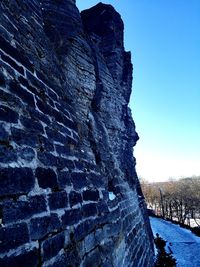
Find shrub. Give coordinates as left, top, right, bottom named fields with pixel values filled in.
left=192, top=227, right=200, bottom=237
left=154, top=233, right=177, bottom=267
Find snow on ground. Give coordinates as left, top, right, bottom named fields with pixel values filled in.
left=189, top=219, right=200, bottom=228
left=150, top=217, right=200, bottom=267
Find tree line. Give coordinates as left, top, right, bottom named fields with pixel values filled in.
left=141, top=176, right=200, bottom=226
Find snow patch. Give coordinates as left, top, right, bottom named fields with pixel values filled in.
left=109, top=191, right=116, bottom=201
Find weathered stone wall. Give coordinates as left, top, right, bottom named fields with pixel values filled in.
left=0, top=1, right=154, bottom=266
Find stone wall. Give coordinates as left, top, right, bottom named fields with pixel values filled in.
left=0, top=1, right=154, bottom=266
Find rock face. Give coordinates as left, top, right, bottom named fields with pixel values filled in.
left=0, top=1, right=154, bottom=266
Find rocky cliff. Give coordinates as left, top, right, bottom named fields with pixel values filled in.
left=0, top=1, right=154, bottom=266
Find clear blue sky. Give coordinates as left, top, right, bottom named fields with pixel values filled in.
left=76, top=0, right=200, bottom=182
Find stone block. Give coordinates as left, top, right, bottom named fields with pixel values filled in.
left=55, top=102, right=72, bottom=117
left=74, top=223, right=86, bottom=242
left=88, top=173, right=105, bottom=187
left=61, top=208, right=81, bottom=227
left=0, top=247, right=39, bottom=267
left=36, top=98, right=52, bottom=116
left=35, top=167, right=58, bottom=189
left=74, top=160, right=85, bottom=171
left=57, top=158, right=75, bottom=171
left=41, top=232, right=65, bottom=261
left=102, top=259, right=113, bottom=267
left=9, top=80, right=35, bottom=108
left=11, top=127, right=38, bottom=147
left=35, top=70, right=53, bottom=88
left=0, top=223, right=29, bottom=253
left=62, top=116, right=77, bottom=132
left=84, top=232, right=95, bottom=253
left=17, top=147, right=35, bottom=162
left=18, top=75, right=29, bottom=88
left=64, top=249, right=80, bottom=267
left=52, top=109, right=64, bottom=124
left=107, top=208, right=120, bottom=222
left=107, top=197, right=119, bottom=209
left=56, top=124, right=72, bottom=137
left=47, top=88, right=59, bottom=103
left=66, top=136, right=78, bottom=147
left=37, top=152, right=58, bottom=166
left=3, top=195, right=47, bottom=223
left=0, top=105, right=18, bottom=123
left=29, top=214, right=61, bottom=240
left=57, top=171, right=71, bottom=189
left=82, top=203, right=97, bottom=218
left=0, top=167, right=34, bottom=197
left=26, top=71, right=48, bottom=96
left=83, top=189, right=99, bottom=201
left=0, top=35, right=34, bottom=72
left=48, top=191, right=68, bottom=210
left=20, top=116, right=44, bottom=133
left=95, top=213, right=108, bottom=225
left=99, top=239, right=113, bottom=258
left=97, top=202, right=109, bottom=215
left=82, top=161, right=96, bottom=172
left=55, top=144, right=72, bottom=156
left=43, top=253, right=67, bottom=267
left=0, top=144, right=17, bottom=163
left=69, top=191, right=82, bottom=207
left=1, top=53, right=24, bottom=75
left=18, top=76, right=39, bottom=97
left=81, top=247, right=101, bottom=267
left=22, top=80, right=39, bottom=99
left=70, top=172, right=88, bottom=190
left=74, top=219, right=96, bottom=242
left=0, top=87, right=24, bottom=109
left=103, top=222, right=121, bottom=237
left=94, top=228, right=105, bottom=244
left=45, top=127, right=66, bottom=143
left=31, top=109, right=51, bottom=125
left=0, top=125, right=9, bottom=140
left=0, top=72, right=5, bottom=86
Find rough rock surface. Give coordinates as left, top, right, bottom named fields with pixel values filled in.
left=0, top=1, right=154, bottom=266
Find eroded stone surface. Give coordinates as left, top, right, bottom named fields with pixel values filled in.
left=0, top=0, right=154, bottom=266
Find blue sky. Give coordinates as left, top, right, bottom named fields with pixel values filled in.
left=76, top=0, right=200, bottom=182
